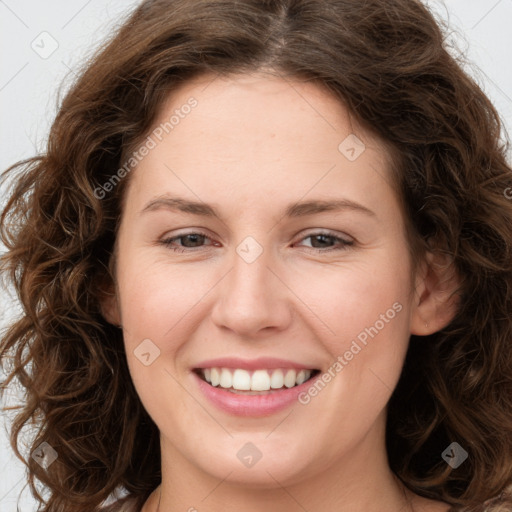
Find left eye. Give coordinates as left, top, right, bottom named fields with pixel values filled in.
left=160, top=231, right=353, bottom=253
left=160, top=232, right=214, bottom=252
left=297, top=232, right=353, bottom=251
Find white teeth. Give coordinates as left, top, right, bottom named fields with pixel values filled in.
left=296, top=369, right=307, bottom=385
left=210, top=368, right=220, bottom=387
left=251, top=370, right=271, bottom=391
left=200, top=367, right=313, bottom=391
left=232, top=369, right=251, bottom=390
left=219, top=368, right=232, bottom=388
left=270, top=369, right=284, bottom=389
left=284, top=369, right=297, bottom=388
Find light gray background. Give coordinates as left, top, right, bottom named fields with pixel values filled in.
left=1, top=0, right=511, bottom=510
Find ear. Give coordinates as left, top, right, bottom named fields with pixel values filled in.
left=410, top=250, right=460, bottom=336
left=98, top=280, right=122, bottom=327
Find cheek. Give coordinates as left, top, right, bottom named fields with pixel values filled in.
left=117, top=254, right=208, bottom=341
left=301, top=257, right=412, bottom=398
left=298, top=256, right=410, bottom=343
left=116, top=257, right=202, bottom=420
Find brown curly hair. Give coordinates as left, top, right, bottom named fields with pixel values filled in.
left=1, top=0, right=512, bottom=511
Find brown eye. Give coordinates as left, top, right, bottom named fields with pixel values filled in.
left=161, top=231, right=214, bottom=252
left=296, top=231, right=354, bottom=252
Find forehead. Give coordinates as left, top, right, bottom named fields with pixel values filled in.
left=123, top=72, right=398, bottom=220
left=153, top=71, right=365, bottom=150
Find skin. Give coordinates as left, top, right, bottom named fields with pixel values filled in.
left=102, top=72, right=458, bottom=512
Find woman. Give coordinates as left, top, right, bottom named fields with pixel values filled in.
left=1, top=0, right=512, bottom=511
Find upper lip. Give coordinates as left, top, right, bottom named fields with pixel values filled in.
left=193, top=357, right=319, bottom=371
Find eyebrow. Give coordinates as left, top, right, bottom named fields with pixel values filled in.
left=140, top=195, right=376, bottom=218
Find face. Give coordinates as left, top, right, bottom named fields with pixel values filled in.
left=106, top=72, right=427, bottom=490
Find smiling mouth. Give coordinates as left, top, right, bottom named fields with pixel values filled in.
left=193, top=367, right=321, bottom=394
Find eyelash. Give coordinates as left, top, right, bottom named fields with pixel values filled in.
left=160, top=230, right=354, bottom=254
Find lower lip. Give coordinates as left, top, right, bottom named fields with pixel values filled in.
left=192, top=371, right=321, bottom=417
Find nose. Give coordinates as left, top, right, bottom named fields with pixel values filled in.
left=210, top=241, right=292, bottom=338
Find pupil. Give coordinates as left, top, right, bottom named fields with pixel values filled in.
left=312, top=234, right=332, bottom=248
left=183, top=234, right=204, bottom=247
